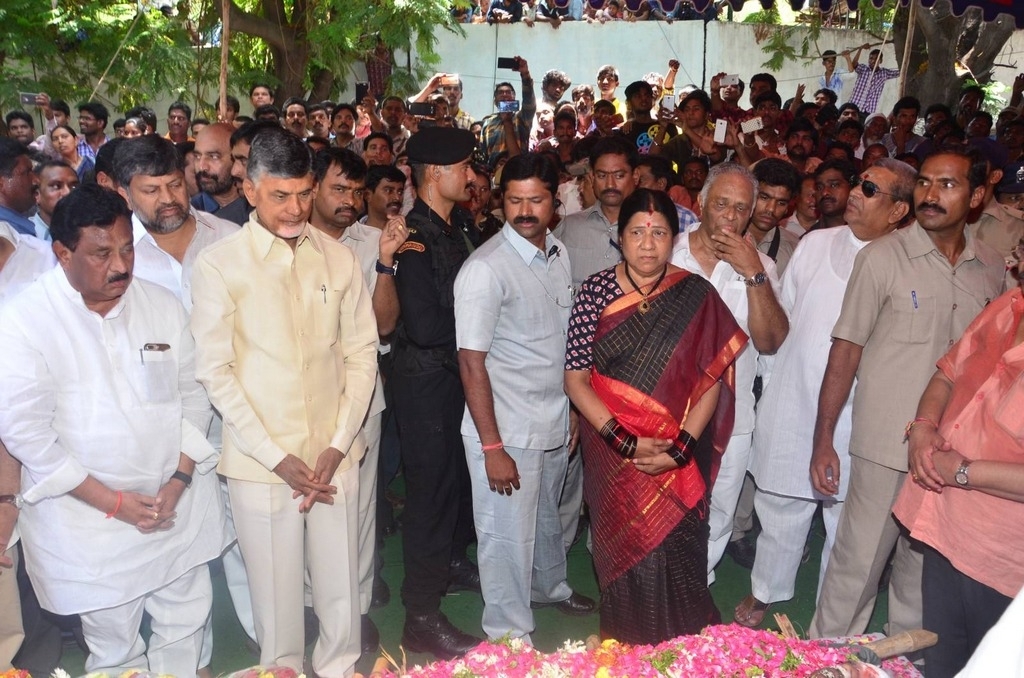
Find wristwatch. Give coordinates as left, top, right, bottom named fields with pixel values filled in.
left=376, top=259, right=398, bottom=276
left=170, top=470, right=193, bottom=488
left=0, top=494, right=24, bottom=510
left=954, top=460, right=972, bottom=488
left=744, top=270, right=768, bottom=287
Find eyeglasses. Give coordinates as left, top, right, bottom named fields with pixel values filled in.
left=855, top=177, right=895, bottom=199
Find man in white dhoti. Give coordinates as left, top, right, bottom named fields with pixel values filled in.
left=0, top=184, right=226, bottom=677
left=668, top=163, right=789, bottom=585
left=733, top=158, right=915, bottom=627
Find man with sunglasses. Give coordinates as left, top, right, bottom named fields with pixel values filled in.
left=736, top=158, right=916, bottom=628
left=809, top=149, right=1006, bottom=641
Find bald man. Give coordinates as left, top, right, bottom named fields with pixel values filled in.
left=191, top=123, right=252, bottom=225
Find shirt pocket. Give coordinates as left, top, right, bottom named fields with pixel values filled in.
left=313, top=288, right=343, bottom=343
left=890, top=294, right=935, bottom=344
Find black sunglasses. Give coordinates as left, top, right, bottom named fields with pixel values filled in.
left=854, top=177, right=894, bottom=199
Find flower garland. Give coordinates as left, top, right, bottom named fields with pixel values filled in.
left=377, top=625, right=922, bottom=678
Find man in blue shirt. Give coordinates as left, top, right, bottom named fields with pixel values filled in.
left=0, top=140, right=39, bottom=238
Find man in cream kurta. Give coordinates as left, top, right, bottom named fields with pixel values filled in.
left=0, top=184, right=225, bottom=678
left=191, top=128, right=378, bottom=678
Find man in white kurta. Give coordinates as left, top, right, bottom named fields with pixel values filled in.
left=0, top=185, right=225, bottom=678
left=309, top=147, right=408, bottom=653
left=669, top=163, right=788, bottom=584
left=735, top=158, right=915, bottom=625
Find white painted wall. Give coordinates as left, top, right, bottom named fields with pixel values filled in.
left=363, top=20, right=1024, bottom=123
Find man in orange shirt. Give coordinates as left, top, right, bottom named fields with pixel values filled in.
left=894, top=239, right=1024, bottom=678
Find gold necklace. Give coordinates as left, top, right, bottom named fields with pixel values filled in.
left=623, top=263, right=668, bottom=314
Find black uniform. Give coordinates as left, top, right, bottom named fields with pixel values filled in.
left=391, top=198, right=476, bottom=616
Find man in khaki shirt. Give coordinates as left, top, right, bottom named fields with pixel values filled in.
left=808, top=149, right=1005, bottom=641
left=191, top=127, right=378, bottom=677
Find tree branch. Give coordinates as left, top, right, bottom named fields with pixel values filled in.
left=226, top=0, right=289, bottom=50
left=963, top=15, right=1015, bottom=80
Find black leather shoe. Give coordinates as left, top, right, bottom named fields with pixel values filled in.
left=726, top=536, right=757, bottom=570
left=401, top=611, right=482, bottom=660
left=531, top=591, right=597, bottom=616
left=446, top=558, right=482, bottom=594
left=371, top=576, right=391, bottom=609
left=361, top=614, right=380, bottom=656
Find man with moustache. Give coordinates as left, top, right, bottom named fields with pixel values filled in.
left=309, top=147, right=408, bottom=655
left=362, top=165, right=407, bottom=230
left=809, top=159, right=857, bottom=232
left=809, top=149, right=1006, bottom=641
left=112, top=135, right=254, bottom=665
left=782, top=119, right=821, bottom=176
left=0, top=140, right=40, bottom=238
left=191, top=123, right=251, bottom=226
left=229, top=120, right=281, bottom=188
left=390, top=127, right=482, bottom=659
left=330, top=104, right=362, bottom=153
left=668, top=163, right=788, bottom=584
left=746, top=159, right=802, bottom=275
left=455, top=153, right=596, bottom=643
left=31, top=161, right=79, bottom=241
left=0, top=184, right=225, bottom=678
left=282, top=98, right=311, bottom=138
left=735, top=158, right=916, bottom=628
left=191, top=127, right=377, bottom=677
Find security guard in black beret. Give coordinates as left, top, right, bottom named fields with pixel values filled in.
left=390, top=126, right=484, bottom=659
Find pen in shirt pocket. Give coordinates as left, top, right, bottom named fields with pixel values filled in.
left=911, top=290, right=918, bottom=310
left=321, top=284, right=327, bottom=304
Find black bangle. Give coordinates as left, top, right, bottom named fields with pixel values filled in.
left=171, top=470, right=193, bottom=488
left=601, top=418, right=638, bottom=460
left=666, top=445, right=688, bottom=467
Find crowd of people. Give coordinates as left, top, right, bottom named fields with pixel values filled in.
left=1, top=41, right=1023, bottom=678
left=453, top=0, right=727, bottom=24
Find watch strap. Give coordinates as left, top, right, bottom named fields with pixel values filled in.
left=171, top=470, right=193, bottom=488
left=375, top=260, right=397, bottom=276
left=0, top=494, right=22, bottom=509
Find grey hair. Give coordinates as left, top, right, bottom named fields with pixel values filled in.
left=699, top=161, right=759, bottom=216
left=871, top=157, right=917, bottom=206
left=247, top=127, right=311, bottom=183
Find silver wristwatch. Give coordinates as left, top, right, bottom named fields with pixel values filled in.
left=954, top=460, right=971, bottom=488
left=0, top=494, right=24, bottom=510
left=744, top=270, right=768, bottom=287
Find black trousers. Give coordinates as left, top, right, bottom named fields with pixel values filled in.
left=922, top=545, right=1012, bottom=678
left=391, top=368, right=475, bottom=616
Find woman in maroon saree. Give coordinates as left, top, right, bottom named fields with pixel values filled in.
left=564, top=188, right=747, bottom=645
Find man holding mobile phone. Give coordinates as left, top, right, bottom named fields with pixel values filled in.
left=478, top=57, right=536, bottom=168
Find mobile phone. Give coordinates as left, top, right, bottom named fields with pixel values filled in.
left=661, top=94, right=676, bottom=110
left=721, top=74, right=740, bottom=87
left=440, top=74, right=459, bottom=87
left=19, top=92, right=39, bottom=107
left=497, top=57, right=518, bottom=70
left=740, top=116, right=764, bottom=134
left=355, top=81, right=369, bottom=102
left=714, top=118, right=728, bottom=144
left=497, top=100, right=521, bottom=114
left=409, top=102, right=436, bottom=117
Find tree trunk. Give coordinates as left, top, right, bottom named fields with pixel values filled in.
left=893, top=0, right=1015, bottom=110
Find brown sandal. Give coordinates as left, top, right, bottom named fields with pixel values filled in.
left=733, top=594, right=771, bottom=628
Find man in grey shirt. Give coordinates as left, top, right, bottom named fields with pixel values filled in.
left=456, top=153, right=595, bottom=643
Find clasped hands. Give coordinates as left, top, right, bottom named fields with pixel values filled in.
left=274, top=449, right=345, bottom=512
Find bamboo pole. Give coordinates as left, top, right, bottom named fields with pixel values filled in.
left=897, top=0, right=918, bottom=98
left=219, top=0, right=230, bottom=120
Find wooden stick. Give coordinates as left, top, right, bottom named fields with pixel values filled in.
left=863, top=630, right=939, bottom=659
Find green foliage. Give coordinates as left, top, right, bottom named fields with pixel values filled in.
left=0, top=0, right=462, bottom=114
left=779, top=648, right=802, bottom=671
left=742, top=7, right=781, bottom=25
left=962, top=78, right=1009, bottom=114
left=649, top=648, right=679, bottom=674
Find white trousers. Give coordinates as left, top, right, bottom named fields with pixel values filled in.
left=80, top=563, right=211, bottom=678
left=465, top=439, right=573, bottom=643
left=357, top=412, right=382, bottom=614
left=707, top=432, right=753, bottom=583
left=750, top=488, right=844, bottom=604
left=199, top=478, right=257, bottom=668
left=229, top=465, right=360, bottom=678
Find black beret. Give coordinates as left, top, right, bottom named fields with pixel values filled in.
left=405, top=127, right=476, bottom=166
